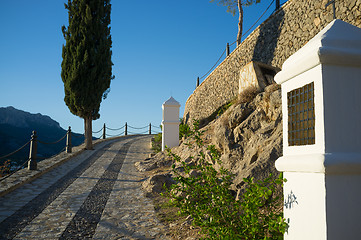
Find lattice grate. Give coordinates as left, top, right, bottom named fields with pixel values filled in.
left=287, top=82, right=315, bottom=146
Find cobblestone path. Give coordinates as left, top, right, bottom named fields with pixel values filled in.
left=0, top=135, right=170, bottom=240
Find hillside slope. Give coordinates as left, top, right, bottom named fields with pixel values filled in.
left=135, top=85, right=283, bottom=238
left=137, top=84, right=282, bottom=193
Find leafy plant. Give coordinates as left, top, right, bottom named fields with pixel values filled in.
left=164, top=121, right=287, bottom=239
left=217, top=102, right=233, bottom=117
left=199, top=101, right=233, bottom=128
left=179, top=118, right=191, bottom=140
left=151, top=133, right=162, bottom=153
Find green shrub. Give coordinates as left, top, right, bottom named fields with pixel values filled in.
left=152, top=132, right=162, bottom=153
left=199, top=101, right=233, bottom=128
left=179, top=118, right=191, bottom=140
left=151, top=120, right=190, bottom=153
left=164, top=121, right=287, bottom=239
left=217, top=102, right=233, bottom=117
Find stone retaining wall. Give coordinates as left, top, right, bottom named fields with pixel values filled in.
left=183, top=0, right=361, bottom=124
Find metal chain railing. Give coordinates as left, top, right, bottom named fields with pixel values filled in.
left=93, top=123, right=160, bottom=139
left=0, top=140, right=31, bottom=161
left=105, top=131, right=125, bottom=137
left=0, top=131, right=38, bottom=180
left=151, top=125, right=162, bottom=134
left=128, top=130, right=149, bottom=135
left=0, top=127, right=73, bottom=176
left=128, top=125, right=148, bottom=130
left=73, top=133, right=84, bottom=138
left=228, top=0, right=276, bottom=48
left=197, top=0, right=278, bottom=83
left=38, top=133, right=67, bottom=145
left=92, top=126, right=104, bottom=134
left=106, top=125, right=125, bottom=131
left=0, top=157, right=31, bottom=181
left=0, top=122, right=160, bottom=178
left=37, top=146, right=67, bottom=161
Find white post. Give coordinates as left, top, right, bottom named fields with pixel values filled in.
left=162, top=96, right=180, bottom=151
left=275, top=20, right=361, bottom=240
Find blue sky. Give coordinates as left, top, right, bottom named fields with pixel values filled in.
left=0, top=0, right=286, bottom=136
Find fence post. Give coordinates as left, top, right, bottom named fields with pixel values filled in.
left=102, top=123, right=106, bottom=139
left=66, top=126, right=72, bottom=153
left=149, top=123, right=152, bottom=135
left=276, top=0, right=280, bottom=10
left=28, top=131, right=37, bottom=170
left=125, top=122, right=128, bottom=136
left=196, top=77, right=200, bottom=88
left=226, top=43, right=230, bottom=56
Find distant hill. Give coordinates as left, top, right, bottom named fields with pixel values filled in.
left=0, top=106, right=85, bottom=166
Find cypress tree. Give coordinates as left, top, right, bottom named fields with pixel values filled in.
left=61, top=0, right=114, bottom=149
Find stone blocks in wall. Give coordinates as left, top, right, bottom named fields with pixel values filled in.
left=183, top=0, right=361, bottom=125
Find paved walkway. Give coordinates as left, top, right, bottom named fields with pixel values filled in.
left=0, top=135, right=170, bottom=240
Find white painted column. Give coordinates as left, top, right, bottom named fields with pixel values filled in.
left=275, top=20, right=361, bottom=240
left=162, top=97, right=180, bottom=151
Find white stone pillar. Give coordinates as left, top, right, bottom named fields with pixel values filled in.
left=275, top=20, right=361, bottom=240
left=162, top=97, right=180, bottom=151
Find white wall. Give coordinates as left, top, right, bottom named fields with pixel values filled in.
left=283, top=172, right=327, bottom=240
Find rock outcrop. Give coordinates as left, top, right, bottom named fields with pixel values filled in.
left=137, top=84, right=282, bottom=195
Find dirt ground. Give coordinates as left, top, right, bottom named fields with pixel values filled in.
left=150, top=193, right=204, bottom=240
left=141, top=165, right=203, bottom=240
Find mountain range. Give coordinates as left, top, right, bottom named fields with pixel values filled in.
left=0, top=106, right=85, bottom=166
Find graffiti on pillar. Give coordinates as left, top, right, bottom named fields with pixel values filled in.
left=284, top=190, right=298, bottom=209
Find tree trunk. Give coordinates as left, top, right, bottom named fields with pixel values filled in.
left=237, top=0, right=243, bottom=46
left=84, top=116, right=93, bottom=150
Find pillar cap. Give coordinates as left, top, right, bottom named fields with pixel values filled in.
left=276, top=153, right=361, bottom=175
left=275, top=20, right=361, bottom=85
left=163, top=96, right=180, bottom=107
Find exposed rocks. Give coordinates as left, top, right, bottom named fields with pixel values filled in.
left=208, top=86, right=283, bottom=189
left=142, top=173, right=175, bottom=197
left=135, top=153, right=173, bottom=172
left=137, top=85, right=283, bottom=195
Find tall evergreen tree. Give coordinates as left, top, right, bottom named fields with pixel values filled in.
left=61, top=0, right=114, bottom=149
